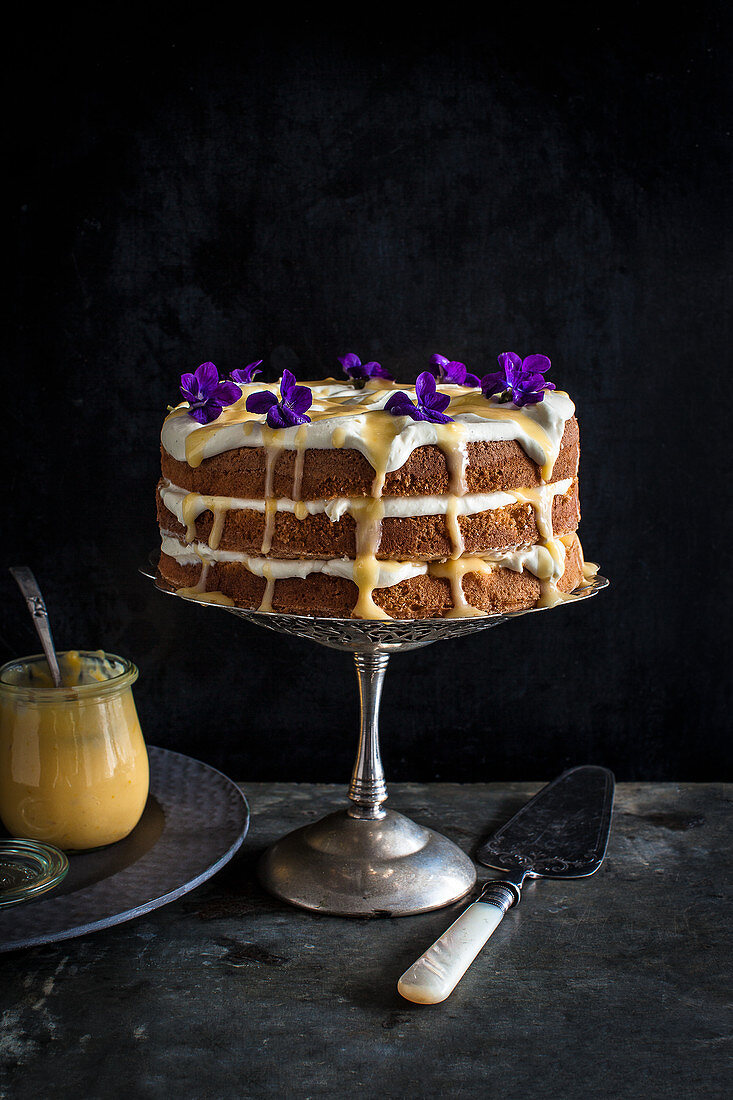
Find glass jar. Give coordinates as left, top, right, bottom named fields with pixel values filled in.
left=0, top=651, right=149, bottom=851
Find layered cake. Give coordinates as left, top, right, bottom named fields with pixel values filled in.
left=156, top=353, right=593, bottom=619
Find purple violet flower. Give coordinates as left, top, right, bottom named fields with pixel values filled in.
left=179, top=362, right=242, bottom=425
left=338, top=353, right=393, bottom=386
left=480, top=352, right=556, bottom=408
left=384, top=371, right=454, bottom=424
left=245, top=369, right=313, bottom=429
left=230, top=360, right=264, bottom=385
left=429, top=353, right=481, bottom=388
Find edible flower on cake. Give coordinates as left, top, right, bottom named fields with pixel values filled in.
left=231, top=360, right=264, bottom=384
left=428, top=354, right=482, bottom=387
left=179, top=361, right=242, bottom=425
left=339, top=353, right=394, bottom=384
left=480, top=352, right=555, bottom=407
left=245, top=369, right=313, bottom=428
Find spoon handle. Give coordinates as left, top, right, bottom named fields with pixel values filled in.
left=9, top=566, right=63, bottom=687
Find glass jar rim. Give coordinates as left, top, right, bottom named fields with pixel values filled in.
left=0, top=651, right=138, bottom=701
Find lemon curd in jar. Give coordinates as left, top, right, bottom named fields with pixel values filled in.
left=0, top=651, right=149, bottom=850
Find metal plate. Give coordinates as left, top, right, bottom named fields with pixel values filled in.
left=476, top=765, right=615, bottom=877
left=0, top=746, right=249, bottom=952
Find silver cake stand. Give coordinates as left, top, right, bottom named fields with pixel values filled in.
left=141, top=557, right=608, bottom=917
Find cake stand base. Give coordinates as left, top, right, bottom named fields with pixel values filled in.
left=258, top=808, right=476, bottom=917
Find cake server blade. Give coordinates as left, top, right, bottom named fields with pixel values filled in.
left=397, top=765, right=615, bottom=1004
left=476, top=765, right=615, bottom=878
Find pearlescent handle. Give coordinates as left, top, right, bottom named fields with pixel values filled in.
left=397, top=881, right=518, bottom=1004
left=397, top=901, right=504, bottom=1004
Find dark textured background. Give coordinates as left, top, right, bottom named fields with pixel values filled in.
left=6, top=11, right=731, bottom=781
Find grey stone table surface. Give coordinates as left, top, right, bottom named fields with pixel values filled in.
left=1, top=782, right=731, bottom=1100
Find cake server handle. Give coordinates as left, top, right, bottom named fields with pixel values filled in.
left=9, top=566, right=63, bottom=688
left=397, top=878, right=522, bottom=1005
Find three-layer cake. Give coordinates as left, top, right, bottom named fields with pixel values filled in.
left=156, top=364, right=588, bottom=619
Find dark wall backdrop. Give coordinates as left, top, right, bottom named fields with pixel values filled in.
left=6, top=11, right=731, bottom=781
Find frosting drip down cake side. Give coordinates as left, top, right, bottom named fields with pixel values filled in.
left=156, top=356, right=594, bottom=619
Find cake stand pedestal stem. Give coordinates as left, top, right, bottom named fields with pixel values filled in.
left=348, top=652, right=389, bottom=819
left=254, top=643, right=477, bottom=916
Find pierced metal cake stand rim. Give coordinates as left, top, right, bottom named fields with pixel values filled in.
left=140, top=553, right=609, bottom=654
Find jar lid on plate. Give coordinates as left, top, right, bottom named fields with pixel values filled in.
left=0, top=839, right=69, bottom=908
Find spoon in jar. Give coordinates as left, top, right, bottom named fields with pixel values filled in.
left=9, top=566, right=63, bottom=687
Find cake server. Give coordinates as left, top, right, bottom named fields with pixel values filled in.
left=397, top=765, right=615, bottom=1004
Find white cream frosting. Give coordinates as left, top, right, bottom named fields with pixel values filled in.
left=161, top=379, right=575, bottom=477
left=158, top=477, right=573, bottom=525
left=159, top=534, right=428, bottom=588
left=480, top=541, right=566, bottom=582
left=160, top=532, right=567, bottom=588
